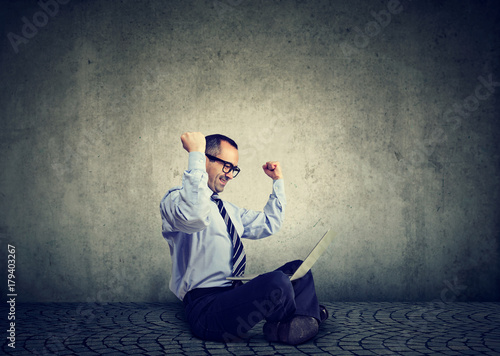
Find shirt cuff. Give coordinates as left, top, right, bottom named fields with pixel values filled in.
left=188, top=151, right=206, bottom=172
left=272, top=179, right=286, bottom=203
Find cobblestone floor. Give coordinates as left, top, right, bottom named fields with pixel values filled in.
left=1, top=302, right=499, bottom=355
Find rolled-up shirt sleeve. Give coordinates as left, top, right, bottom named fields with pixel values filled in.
left=160, top=152, right=213, bottom=234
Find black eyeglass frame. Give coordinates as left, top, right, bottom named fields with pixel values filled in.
left=205, top=154, right=241, bottom=178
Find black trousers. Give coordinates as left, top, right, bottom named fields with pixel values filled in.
left=182, top=260, right=321, bottom=342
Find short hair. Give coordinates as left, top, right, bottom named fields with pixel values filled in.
left=205, top=134, right=238, bottom=156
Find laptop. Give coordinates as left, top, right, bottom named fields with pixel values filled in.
left=227, top=229, right=336, bottom=282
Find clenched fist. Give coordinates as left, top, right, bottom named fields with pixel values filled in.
left=262, top=161, right=283, bottom=180
left=181, top=132, right=206, bottom=153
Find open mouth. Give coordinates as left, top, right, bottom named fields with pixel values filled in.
left=219, top=177, right=227, bottom=185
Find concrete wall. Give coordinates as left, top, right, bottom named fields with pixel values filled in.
left=1, top=0, right=499, bottom=303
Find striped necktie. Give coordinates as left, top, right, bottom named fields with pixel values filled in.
left=212, top=194, right=246, bottom=277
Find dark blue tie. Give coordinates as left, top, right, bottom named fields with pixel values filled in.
left=212, top=194, right=246, bottom=277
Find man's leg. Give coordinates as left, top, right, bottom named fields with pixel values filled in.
left=262, top=260, right=322, bottom=344
left=184, top=259, right=321, bottom=343
left=185, top=270, right=295, bottom=342
left=274, top=259, right=321, bottom=321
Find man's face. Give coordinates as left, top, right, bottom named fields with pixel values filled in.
left=206, top=140, right=239, bottom=194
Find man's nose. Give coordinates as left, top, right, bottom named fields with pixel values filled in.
left=225, top=171, right=234, bottom=180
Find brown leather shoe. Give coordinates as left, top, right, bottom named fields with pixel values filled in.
left=263, top=316, right=319, bottom=345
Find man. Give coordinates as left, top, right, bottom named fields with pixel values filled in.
left=160, top=132, right=327, bottom=344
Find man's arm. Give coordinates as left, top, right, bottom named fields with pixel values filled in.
left=239, top=161, right=286, bottom=239
left=160, top=132, right=212, bottom=234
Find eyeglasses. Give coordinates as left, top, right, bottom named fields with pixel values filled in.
left=205, top=154, right=241, bottom=178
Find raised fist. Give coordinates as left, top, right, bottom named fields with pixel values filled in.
left=181, top=132, right=206, bottom=153
left=262, top=161, right=283, bottom=180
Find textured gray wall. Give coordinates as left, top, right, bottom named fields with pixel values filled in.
left=1, top=0, right=499, bottom=303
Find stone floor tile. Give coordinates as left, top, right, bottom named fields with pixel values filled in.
left=0, top=302, right=498, bottom=356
